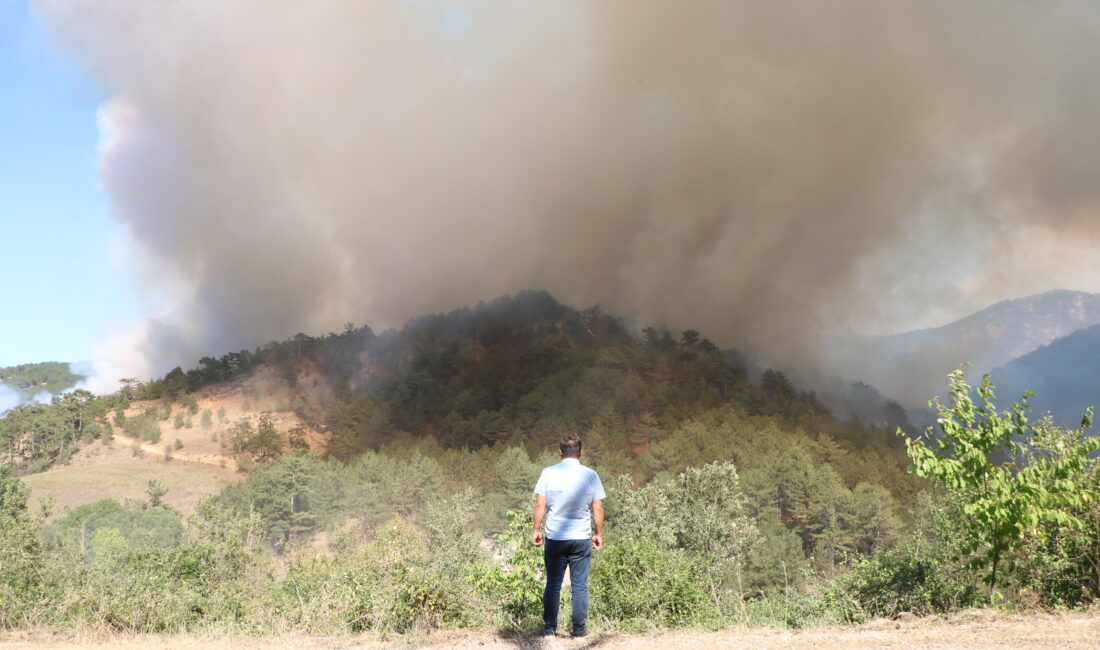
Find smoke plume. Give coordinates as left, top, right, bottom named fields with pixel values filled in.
left=33, top=1, right=1100, bottom=381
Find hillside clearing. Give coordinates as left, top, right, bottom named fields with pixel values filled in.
left=17, top=365, right=330, bottom=516
left=2, top=611, right=1098, bottom=649
left=21, top=438, right=241, bottom=514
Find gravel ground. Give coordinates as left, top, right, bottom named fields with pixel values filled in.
left=2, top=610, right=1098, bottom=649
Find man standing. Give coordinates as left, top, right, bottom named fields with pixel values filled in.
left=532, top=434, right=605, bottom=638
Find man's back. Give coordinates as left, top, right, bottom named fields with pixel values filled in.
left=533, top=435, right=604, bottom=638
left=534, top=458, right=605, bottom=541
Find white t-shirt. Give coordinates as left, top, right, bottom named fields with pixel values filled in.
left=533, top=458, right=606, bottom=540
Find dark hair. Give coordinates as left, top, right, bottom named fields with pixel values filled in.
left=559, top=434, right=582, bottom=458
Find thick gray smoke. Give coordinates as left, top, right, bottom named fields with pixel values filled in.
left=34, top=1, right=1100, bottom=382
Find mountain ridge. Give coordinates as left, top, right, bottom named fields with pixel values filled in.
left=990, top=322, right=1100, bottom=427
left=823, top=289, right=1100, bottom=409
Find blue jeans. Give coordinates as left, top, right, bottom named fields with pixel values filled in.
left=543, top=538, right=592, bottom=633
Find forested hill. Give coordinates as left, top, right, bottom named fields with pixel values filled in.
left=18, top=292, right=1067, bottom=635
left=0, top=361, right=83, bottom=403
left=126, top=290, right=914, bottom=491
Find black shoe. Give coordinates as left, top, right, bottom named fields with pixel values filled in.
left=571, top=628, right=589, bottom=638
left=540, top=628, right=556, bottom=637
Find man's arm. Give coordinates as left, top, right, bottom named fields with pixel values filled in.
left=591, top=499, right=604, bottom=550
left=532, top=494, right=547, bottom=546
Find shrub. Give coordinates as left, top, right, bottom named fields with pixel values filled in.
left=742, top=588, right=839, bottom=629
left=609, top=462, right=761, bottom=601
left=827, top=540, right=982, bottom=622
left=590, top=536, right=717, bottom=630
left=347, top=518, right=478, bottom=632
left=78, top=541, right=250, bottom=631
left=124, top=409, right=161, bottom=443
left=467, top=510, right=543, bottom=628
left=0, top=469, right=45, bottom=628
left=62, top=497, right=268, bottom=632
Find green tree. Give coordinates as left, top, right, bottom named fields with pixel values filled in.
left=246, top=413, right=284, bottom=461
left=900, top=369, right=1100, bottom=594
left=675, top=462, right=762, bottom=602
left=222, top=451, right=328, bottom=547
left=287, top=425, right=309, bottom=450
left=0, top=468, right=44, bottom=626
left=610, top=462, right=761, bottom=604
left=680, top=330, right=700, bottom=349
left=483, top=447, right=539, bottom=530
left=225, top=417, right=254, bottom=455
left=146, top=480, right=169, bottom=508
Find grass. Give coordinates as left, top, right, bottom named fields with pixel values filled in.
left=21, top=440, right=242, bottom=515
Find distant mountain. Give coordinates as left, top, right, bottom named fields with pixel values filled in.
left=823, top=290, right=1100, bottom=409
left=990, top=323, right=1100, bottom=428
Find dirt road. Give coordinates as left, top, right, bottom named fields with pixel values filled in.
left=2, top=611, right=1098, bottom=649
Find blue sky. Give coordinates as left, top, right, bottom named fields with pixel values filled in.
left=0, top=0, right=135, bottom=368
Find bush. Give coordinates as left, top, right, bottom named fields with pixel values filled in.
left=77, top=539, right=257, bottom=631
left=64, top=497, right=266, bottom=632
left=826, top=541, right=982, bottom=622
left=124, top=409, right=161, bottom=443
left=348, top=518, right=479, bottom=632
left=467, top=510, right=543, bottom=629
left=742, top=588, right=839, bottom=629
left=609, top=462, right=760, bottom=601
left=0, top=469, right=45, bottom=628
left=590, top=537, right=717, bottom=630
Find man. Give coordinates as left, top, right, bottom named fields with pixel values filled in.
left=532, top=434, right=605, bottom=638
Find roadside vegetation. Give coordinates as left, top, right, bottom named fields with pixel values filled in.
left=0, top=293, right=1097, bottom=635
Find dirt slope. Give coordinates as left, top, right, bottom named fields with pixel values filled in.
left=21, top=365, right=329, bottom=516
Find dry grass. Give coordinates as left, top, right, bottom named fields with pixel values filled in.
left=21, top=440, right=241, bottom=515
left=2, top=611, right=1098, bottom=649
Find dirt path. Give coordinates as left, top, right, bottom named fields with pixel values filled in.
left=110, top=431, right=227, bottom=467
left=3, top=611, right=1098, bottom=649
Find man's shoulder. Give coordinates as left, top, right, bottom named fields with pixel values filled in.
left=579, top=462, right=601, bottom=476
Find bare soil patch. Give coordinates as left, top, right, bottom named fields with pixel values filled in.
left=20, top=365, right=332, bottom=516
left=3, top=611, right=1097, bottom=649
